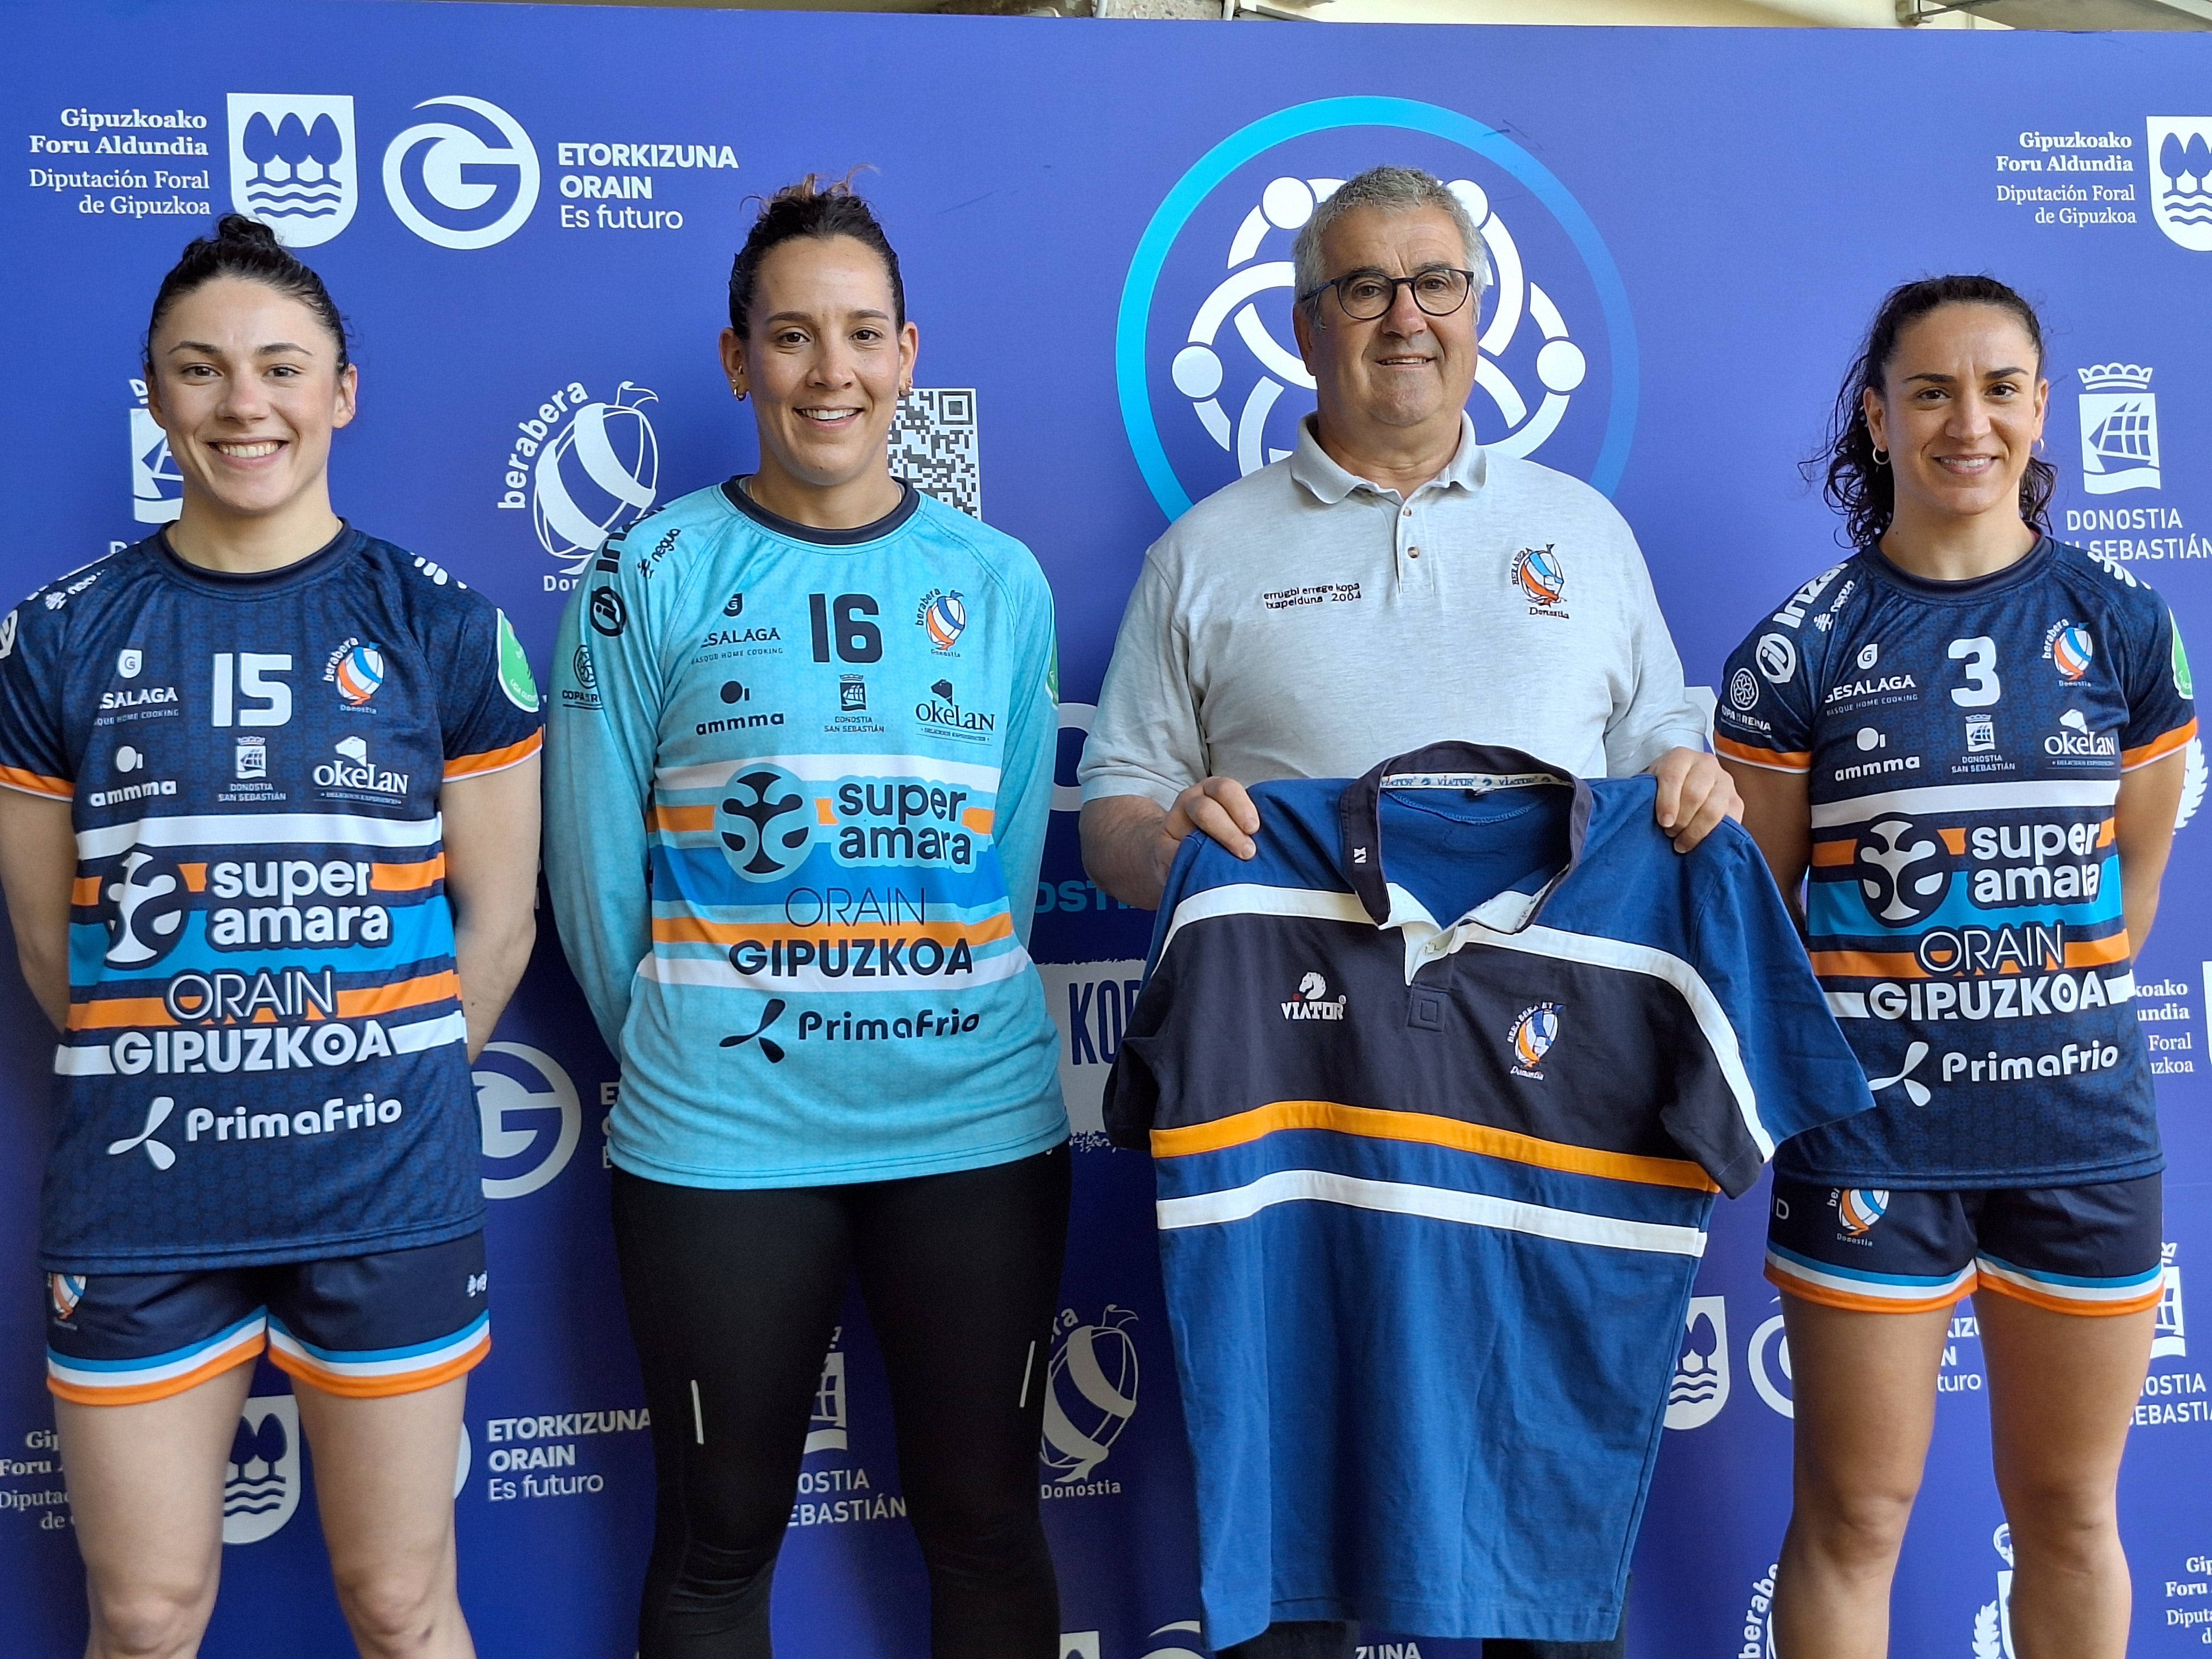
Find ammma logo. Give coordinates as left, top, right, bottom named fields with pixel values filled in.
left=223, top=1394, right=301, bottom=1544
left=1118, top=97, right=1636, bottom=521
left=472, top=1043, right=582, bottom=1199
left=1041, top=1305, right=1140, bottom=1489
left=226, top=95, right=357, bottom=247
left=383, top=95, right=539, bottom=249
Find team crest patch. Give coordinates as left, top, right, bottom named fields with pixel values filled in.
left=1508, top=1002, right=1563, bottom=1079
left=1511, top=545, right=1568, bottom=617
left=2044, top=621, right=2094, bottom=682
left=48, top=1274, right=84, bottom=1321
left=1836, top=1188, right=1889, bottom=1236
left=917, top=588, right=968, bottom=654
left=324, top=638, right=385, bottom=706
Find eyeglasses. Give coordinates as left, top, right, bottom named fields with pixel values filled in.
left=1302, top=267, right=1476, bottom=323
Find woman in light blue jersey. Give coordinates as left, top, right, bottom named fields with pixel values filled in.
left=1718, top=276, right=2193, bottom=1659
left=543, top=176, right=1070, bottom=1659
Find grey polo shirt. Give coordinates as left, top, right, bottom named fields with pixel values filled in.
left=1079, top=413, right=1705, bottom=808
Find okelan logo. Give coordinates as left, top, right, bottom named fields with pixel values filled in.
left=2076, top=364, right=2158, bottom=494
left=2149, top=118, right=2212, bottom=252
left=226, top=94, right=357, bottom=247
left=472, top=1043, right=583, bottom=1199
left=383, top=95, right=539, bottom=249
left=500, top=381, right=660, bottom=583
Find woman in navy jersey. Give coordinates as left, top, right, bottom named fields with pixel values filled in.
left=0, top=217, right=542, bottom=1657
left=1715, top=276, right=2194, bottom=1659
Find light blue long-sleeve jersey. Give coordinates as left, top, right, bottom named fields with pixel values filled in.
left=544, top=479, right=1068, bottom=1187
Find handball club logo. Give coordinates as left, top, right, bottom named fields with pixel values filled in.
left=917, top=588, right=968, bottom=654
left=2044, top=621, right=2093, bottom=682
left=1512, top=544, right=1567, bottom=615
left=1836, top=1187, right=1889, bottom=1236
left=1508, top=1001, right=1563, bottom=1080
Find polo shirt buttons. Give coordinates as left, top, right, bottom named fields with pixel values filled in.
left=1409, top=547, right=1421, bottom=559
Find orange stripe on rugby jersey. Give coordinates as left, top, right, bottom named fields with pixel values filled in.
left=1715, top=735, right=1810, bottom=773
left=1812, top=827, right=1968, bottom=867
left=67, top=970, right=460, bottom=1031
left=46, top=1336, right=265, bottom=1406
left=1150, top=1099, right=1719, bottom=1192
left=370, top=855, right=446, bottom=892
left=1764, top=1260, right=1973, bottom=1316
left=442, top=730, right=542, bottom=780
left=2123, top=717, right=2197, bottom=772
left=1973, top=1274, right=2164, bottom=1319
left=652, top=914, right=1015, bottom=949
left=0, top=765, right=71, bottom=800
left=648, top=804, right=716, bottom=833
left=269, top=1329, right=491, bottom=1399
left=1808, top=930, right=2127, bottom=981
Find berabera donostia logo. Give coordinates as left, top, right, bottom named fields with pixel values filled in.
left=327, top=639, right=385, bottom=705
left=503, top=381, right=660, bottom=583
left=472, top=1042, right=582, bottom=1200
left=1837, top=1187, right=1889, bottom=1236
left=128, top=378, right=183, bottom=525
left=383, top=95, right=539, bottom=250
left=1663, top=1294, right=1729, bottom=1430
left=223, top=1393, right=301, bottom=1545
left=1508, top=1001, right=1561, bottom=1079
left=2149, top=118, right=2212, bottom=252
left=2045, top=620, right=2094, bottom=681
left=1512, top=543, right=1566, bottom=614
left=226, top=95, right=357, bottom=248
left=1041, top=1305, right=1140, bottom=1489
left=2076, top=364, right=2158, bottom=493
left=1118, top=97, right=1636, bottom=521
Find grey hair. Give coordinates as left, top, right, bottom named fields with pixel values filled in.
left=1291, top=165, right=1488, bottom=317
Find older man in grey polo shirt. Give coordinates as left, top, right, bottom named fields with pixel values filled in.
left=1079, top=166, right=1740, bottom=1658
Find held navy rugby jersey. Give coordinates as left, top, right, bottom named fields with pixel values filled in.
left=1102, top=743, right=1873, bottom=1648
left=543, top=479, right=1066, bottom=1188
left=0, top=529, right=542, bottom=1274
left=1715, top=539, right=2196, bottom=1188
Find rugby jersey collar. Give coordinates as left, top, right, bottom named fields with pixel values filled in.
left=1289, top=412, right=1486, bottom=506
left=1338, top=742, right=1592, bottom=960
left=721, top=475, right=921, bottom=546
left=152, top=521, right=362, bottom=594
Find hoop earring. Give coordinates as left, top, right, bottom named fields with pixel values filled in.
left=1871, top=447, right=1889, bottom=466
left=731, top=382, right=747, bottom=402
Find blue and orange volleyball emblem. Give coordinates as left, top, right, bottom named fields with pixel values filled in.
left=334, top=643, right=386, bottom=704
left=921, top=590, right=968, bottom=654
left=2050, top=624, right=2093, bottom=681
left=49, top=1273, right=84, bottom=1320
left=1836, top=1188, right=1890, bottom=1235
left=1508, top=1002, right=1562, bottom=1076
left=1513, top=545, right=1566, bottom=608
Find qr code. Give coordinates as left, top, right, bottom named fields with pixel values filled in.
left=888, top=388, right=981, bottom=519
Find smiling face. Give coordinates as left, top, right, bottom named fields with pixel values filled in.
left=1865, top=302, right=2048, bottom=535
left=721, top=234, right=918, bottom=502
left=1293, top=203, right=1480, bottom=451
left=145, top=275, right=356, bottom=528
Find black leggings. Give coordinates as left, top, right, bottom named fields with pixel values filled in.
left=610, top=1146, right=1071, bottom=1659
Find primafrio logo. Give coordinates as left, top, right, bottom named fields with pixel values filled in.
left=1118, top=96, right=1635, bottom=521
left=225, top=94, right=357, bottom=247
left=2075, top=363, right=2158, bottom=494
left=383, top=95, right=539, bottom=249
left=2149, top=118, right=2212, bottom=252
left=499, top=381, right=660, bottom=584
left=1041, top=1305, right=1140, bottom=1490
left=472, top=1042, right=582, bottom=1199
left=1663, top=1294, right=1730, bottom=1431
left=223, top=1394, right=301, bottom=1545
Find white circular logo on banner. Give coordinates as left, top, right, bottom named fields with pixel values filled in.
left=534, top=384, right=660, bottom=575
left=473, top=1042, right=582, bottom=1198
left=383, top=95, right=540, bottom=249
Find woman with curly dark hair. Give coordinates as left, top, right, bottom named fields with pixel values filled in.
left=1711, top=276, right=2194, bottom=1659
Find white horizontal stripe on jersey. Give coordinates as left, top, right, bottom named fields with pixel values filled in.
left=1973, top=1255, right=2160, bottom=1304
left=268, top=1316, right=487, bottom=1379
left=1156, top=1168, right=1708, bottom=1257
left=47, top=1319, right=266, bottom=1391
left=1809, top=779, right=2120, bottom=831
left=389, top=1010, right=468, bottom=1053
left=654, top=752, right=1004, bottom=794
left=638, top=946, right=1034, bottom=995
left=54, top=1044, right=114, bottom=1076
left=2106, top=971, right=2136, bottom=1001
left=1158, top=884, right=1370, bottom=965
left=78, top=811, right=445, bottom=860
left=1765, top=1250, right=1977, bottom=1305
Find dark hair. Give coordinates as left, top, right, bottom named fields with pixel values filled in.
left=143, top=214, right=352, bottom=374
left=727, top=173, right=905, bottom=339
left=1808, top=274, right=2054, bottom=549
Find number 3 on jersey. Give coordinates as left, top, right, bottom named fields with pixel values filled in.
left=1947, top=636, right=2001, bottom=708
left=809, top=594, right=882, bottom=664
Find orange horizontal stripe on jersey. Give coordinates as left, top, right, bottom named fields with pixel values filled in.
left=960, top=806, right=995, bottom=833
left=67, top=970, right=459, bottom=1031
left=1150, top=1099, right=1719, bottom=1192
left=0, top=765, right=72, bottom=800
left=648, top=805, right=716, bottom=833
left=371, top=855, right=446, bottom=892
left=337, top=971, right=459, bottom=1017
left=442, top=731, right=543, bottom=780
left=2065, top=932, right=2131, bottom=967
left=652, top=914, right=1015, bottom=948
left=1765, top=1262, right=1972, bottom=1316
left=2123, top=718, right=2196, bottom=771
left=1809, top=840, right=1854, bottom=867
left=179, top=863, right=208, bottom=892
left=1809, top=949, right=1925, bottom=979
left=1714, top=736, right=1810, bottom=772
left=1973, top=1275, right=2164, bottom=1319
left=269, top=1330, right=491, bottom=1398
left=72, top=875, right=102, bottom=906
left=47, top=1339, right=265, bottom=1406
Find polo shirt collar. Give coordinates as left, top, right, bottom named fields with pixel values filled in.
left=1289, top=410, right=1486, bottom=505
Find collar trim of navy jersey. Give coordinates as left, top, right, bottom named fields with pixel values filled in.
left=1338, top=742, right=1592, bottom=935
left=152, top=522, right=361, bottom=591
left=721, top=476, right=920, bottom=546
left=1860, top=535, right=2055, bottom=601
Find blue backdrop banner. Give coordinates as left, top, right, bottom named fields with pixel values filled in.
left=1, top=4, right=2208, bottom=1655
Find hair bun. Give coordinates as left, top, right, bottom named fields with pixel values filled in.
left=213, top=213, right=281, bottom=249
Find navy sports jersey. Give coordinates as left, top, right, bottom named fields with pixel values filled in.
left=1715, top=539, right=2196, bottom=1188
left=1102, top=744, right=1873, bottom=1647
left=0, top=529, right=542, bottom=1274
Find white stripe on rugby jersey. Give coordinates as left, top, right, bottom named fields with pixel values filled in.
left=640, top=946, right=1034, bottom=995
left=52, top=1007, right=466, bottom=1074
left=78, top=811, right=445, bottom=860
left=654, top=752, right=1004, bottom=794
left=1823, top=973, right=2135, bottom=1019
left=1159, top=884, right=1371, bottom=962
left=1809, top=779, right=2119, bottom=831
left=1157, top=1168, right=1709, bottom=1257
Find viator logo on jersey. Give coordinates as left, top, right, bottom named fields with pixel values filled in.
left=1508, top=1001, right=1562, bottom=1078
left=500, top=381, right=660, bottom=585
left=226, top=95, right=357, bottom=247
left=1282, top=972, right=1347, bottom=1020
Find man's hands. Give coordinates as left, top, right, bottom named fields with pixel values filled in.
left=1649, top=747, right=1742, bottom=853
left=1081, top=777, right=1260, bottom=913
